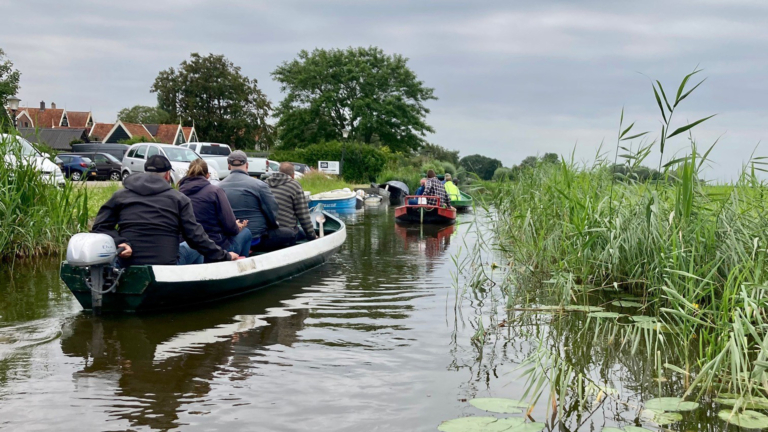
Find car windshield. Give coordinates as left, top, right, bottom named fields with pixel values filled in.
left=163, top=147, right=200, bottom=162
left=2, top=135, right=40, bottom=157
left=269, top=162, right=279, bottom=171
left=81, top=157, right=93, bottom=164
left=200, top=145, right=230, bottom=156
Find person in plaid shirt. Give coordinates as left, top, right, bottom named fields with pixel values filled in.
left=423, top=170, right=451, bottom=207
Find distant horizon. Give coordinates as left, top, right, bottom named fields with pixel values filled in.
left=4, top=1, right=767, bottom=180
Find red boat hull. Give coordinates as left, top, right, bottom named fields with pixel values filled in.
left=395, top=204, right=456, bottom=225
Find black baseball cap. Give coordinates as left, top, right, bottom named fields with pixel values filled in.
left=145, top=155, right=173, bottom=173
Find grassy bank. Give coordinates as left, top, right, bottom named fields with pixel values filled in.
left=297, top=172, right=357, bottom=194
left=473, top=73, right=768, bottom=414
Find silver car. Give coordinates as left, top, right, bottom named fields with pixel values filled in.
left=121, top=143, right=219, bottom=185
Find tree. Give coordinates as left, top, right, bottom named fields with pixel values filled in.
left=151, top=53, right=272, bottom=150
left=272, top=47, right=437, bottom=152
left=0, top=48, right=20, bottom=127
left=117, top=105, right=171, bottom=124
left=542, top=153, right=559, bottom=165
left=420, top=143, right=459, bottom=166
left=460, top=154, right=503, bottom=181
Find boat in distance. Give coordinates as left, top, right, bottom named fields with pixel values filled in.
left=394, top=196, right=456, bottom=225
left=60, top=211, right=346, bottom=313
left=308, top=189, right=358, bottom=211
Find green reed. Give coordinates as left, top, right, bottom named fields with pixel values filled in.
left=472, top=72, right=768, bottom=411
left=0, top=132, right=89, bottom=261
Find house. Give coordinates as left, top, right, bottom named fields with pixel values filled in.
left=12, top=101, right=94, bottom=129
left=90, top=121, right=199, bottom=145
left=146, top=123, right=199, bottom=145
left=18, top=127, right=89, bottom=151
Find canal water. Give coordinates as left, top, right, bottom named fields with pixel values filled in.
left=0, top=207, right=726, bottom=431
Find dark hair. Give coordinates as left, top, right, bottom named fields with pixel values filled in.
left=427, top=169, right=436, bottom=178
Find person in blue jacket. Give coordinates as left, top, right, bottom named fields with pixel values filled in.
left=409, top=178, right=427, bottom=205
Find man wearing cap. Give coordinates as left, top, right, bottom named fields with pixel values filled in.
left=218, top=150, right=280, bottom=242
left=92, top=154, right=239, bottom=266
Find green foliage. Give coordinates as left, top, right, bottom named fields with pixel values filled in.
left=69, top=138, right=84, bottom=145
left=420, top=160, right=445, bottom=176
left=0, top=133, right=88, bottom=260
left=0, top=48, right=20, bottom=109
left=152, top=53, right=273, bottom=151
left=118, top=135, right=153, bottom=145
left=271, top=141, right=386, bottom=183
left=117, top=105, right=171, bottom=124
left=376, top=167, right=422, bottom=193
left=420, top=143, right=459, bottom=166
left=272, top=46, right=437, bottom=152
left=492, top=167, right=515, bottom=181
left=460, top=154, right=503, bottom=180
left=440, top=161, right=457, bottom=177
left=297, top=171, right=354, bottom=195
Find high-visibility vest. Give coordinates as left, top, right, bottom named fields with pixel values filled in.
left=444, top=181, right=460, bottom=201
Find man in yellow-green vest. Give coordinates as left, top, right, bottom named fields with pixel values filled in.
left=443, top=173, right=460, bottom=202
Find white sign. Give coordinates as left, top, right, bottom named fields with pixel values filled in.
left=318, top=161, right=340, bottom=175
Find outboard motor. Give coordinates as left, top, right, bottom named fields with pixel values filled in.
left=66, top=233, right=123, bottom=315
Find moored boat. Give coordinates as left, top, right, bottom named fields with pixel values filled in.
left=60, top=211, right=346, bottom=313
left=308, top=189, right=358, bottom=211
left=451, top=190, right=474, bottom=209
left=395, top=196, right=456, bottom=225
left=377, top=181, right=409, bottom=205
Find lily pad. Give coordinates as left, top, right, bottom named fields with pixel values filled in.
left=588, top=312, right=623, bottom=319
left=564, top=305, right=604, bottom=312
left=438, top=417, right=545, bottom=432
left=611, top=300, right=644, bottom=308
left=718, top=409, right=768, bottom=429
left=715, top=396, right=768, bottom=410
left=630, top=316, right=657, bottom=323
left=645, top=397, right=699, bottom=412
left=469, top=398, right=528, bottom=414
left=641, top=409, right=683, bottom=425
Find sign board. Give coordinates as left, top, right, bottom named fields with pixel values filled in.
left=318, top=161, right=340, bottom=175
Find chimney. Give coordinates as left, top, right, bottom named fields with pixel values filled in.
left=40, top=100, right=45, bottom=111
left=51, top=102, right=56, bottom=110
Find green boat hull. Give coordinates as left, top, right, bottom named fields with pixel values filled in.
left=60, top=213, right=346, bottom=313
left=451, top=191, right=473, bottom=209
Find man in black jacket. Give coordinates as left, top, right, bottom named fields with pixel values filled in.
left=92, top=155, right=238, bottom=266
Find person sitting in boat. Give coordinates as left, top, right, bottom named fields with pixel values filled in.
left=408, top=178, right=427, bottom=205
left=424, top=169, right=451, bottom=207
left=443, top=173, right=460, bottom=202
left=92, top=155, right=239, bottom=266
left=219, top=150, right=280, bottom=244
left=179, top=159, right=253, bottom=260
left=263, top=162, right=318, bottom=250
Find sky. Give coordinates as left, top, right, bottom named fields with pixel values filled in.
left=2, top=0, right=767, bottom=180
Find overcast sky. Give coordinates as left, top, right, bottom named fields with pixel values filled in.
left=2, top=0, right=767, bottom=179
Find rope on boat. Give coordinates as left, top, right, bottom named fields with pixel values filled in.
left=85, top=267, right=125, bottom=295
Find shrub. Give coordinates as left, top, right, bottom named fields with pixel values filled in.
left=420, top=160, right=445, bottom=176
left=492, top=167, right=515, bottom=181
left=271, top=141, right=387, bottom=183
left=440, top=161, right=457, bottom=177
left=376, top=167, right=422, bottom=193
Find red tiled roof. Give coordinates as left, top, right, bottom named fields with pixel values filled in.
left=89, top=123, right=114, bottom=141
left=17, top=107, right=64, bottom=128
left=65, top=111, right=91, bottom=128
left=182, top=127, right=194, bottom=141
left=154, top=124, right=180, bottom=144
left=122, top=122, right=153, bottom=140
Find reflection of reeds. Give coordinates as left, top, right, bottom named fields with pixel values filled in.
left=460, top=72, right=768, bottom=425
left=0, top=129, right=89, bottom=261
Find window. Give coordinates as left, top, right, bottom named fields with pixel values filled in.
left=163, top=147, right=199, bottom=162
left=104, top=154, right=121, bottom=164
left=58, top=155, right=72, bottom=163
left=94, top=154, right=109, bottom=164
left=200, top=145, right=230, bottom=156
left=134, top=145, right=148, bottom=159
left=179, top=144, right=189, bottom=148
left=81, top=157, right=93, bottom=164
left=61, top=113, right=68, bottom=127
left=175, top=129, right=185, bottom=145
left=147, top=146, right=160, bottom=158
left=23, top=122, right=29, bottom=128
left=127, top=147, right=137, bottom=158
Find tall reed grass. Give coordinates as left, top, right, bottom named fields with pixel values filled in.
left=476, top=72, right=768, bottom=406
left=0, top=132, right=89, bottom=261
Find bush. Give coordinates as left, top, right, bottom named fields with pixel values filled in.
left=270, top=141, right=387, bottom=183
left=376, top=167, right=422, bottom=193
left=420, top=160, right=445, bottom=176
left=440, top=161, right=457, bottom=177
left=118, top=135, right=154, bottom=145
left=492, top=167, right=516, bottom=181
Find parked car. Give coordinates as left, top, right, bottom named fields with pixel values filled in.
left=56, top=154, right=96, bottom=181
left=61, top=152, right=122, bottom=181
left=71, top=143, right=130, bottom=161
left=0, top=133, right=66, bottom=186
left=180, top=142, right=232, bottom=179
left=291, top=162, right=311, bottom=175
left=246, top=156, right=270, bottom=177
left=121, top=143, right=219, bottom=185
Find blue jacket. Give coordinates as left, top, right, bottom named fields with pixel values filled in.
left=179, top=176, right=240, bottom=249
left=219, top=170, right=279, bottom=238
left=415, top=185, right=425, bottom=195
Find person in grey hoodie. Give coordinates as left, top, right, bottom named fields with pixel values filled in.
left=264, top=162, right=317, bottom=250
left=218, top=150, right=280, bottom=242
left=92, top=155, right=238, bottom=266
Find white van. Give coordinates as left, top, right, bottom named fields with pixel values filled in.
left=1, top=133, right=65, bottom=186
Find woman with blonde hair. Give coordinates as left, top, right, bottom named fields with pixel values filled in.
left=179, top=158, right=252, bottom=259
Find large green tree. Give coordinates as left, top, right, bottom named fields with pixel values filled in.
left=0, top=49, right=21, bottom=117
left=460, top=154, right=503, bottom=181
left=272, top=47, right=437, bottom=152
left=117, top=105, right=171, bottom=124
left=151, top=53, right=272, bottom=150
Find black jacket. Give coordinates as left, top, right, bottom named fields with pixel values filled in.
left=92, top=173, right=231, bottom=266
left=178, top=176, right=240, bottom=249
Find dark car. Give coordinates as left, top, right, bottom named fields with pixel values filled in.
left=66, top=152, right=123, bottom=181
left=291, top=162, right=311, bottom=175
left=55, top=154, right=96, bottom=181
left=71, top=143, right=130, bottom=161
